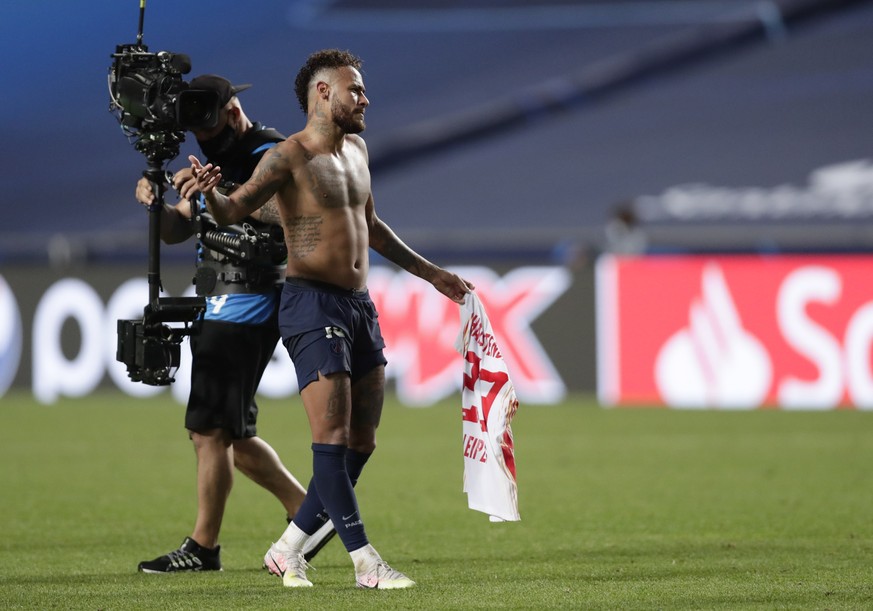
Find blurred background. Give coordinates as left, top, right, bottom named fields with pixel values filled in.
left=1, top=0, right=872, bottom=407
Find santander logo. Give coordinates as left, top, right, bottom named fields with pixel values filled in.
left=598, top=254, right=873, bottom=410
left=654, top=263, right=772, bottom=408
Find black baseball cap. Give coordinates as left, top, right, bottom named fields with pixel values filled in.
left=189, top=74, right=252, bottom=106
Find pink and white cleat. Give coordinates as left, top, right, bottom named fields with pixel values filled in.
left=355, top=560, right=415, bottom=590
left=263, top=542, right=313, bottom=588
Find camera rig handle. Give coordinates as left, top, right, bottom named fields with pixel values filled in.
left=142, top=160, right=167, bottom=308
left=142, top=159, right=205, bottom=322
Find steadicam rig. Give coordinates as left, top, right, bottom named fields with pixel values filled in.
left=109, top=1, right=209, bottom=385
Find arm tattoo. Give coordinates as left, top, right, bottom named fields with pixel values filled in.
left=371, top=221, right=427, bottom=276
left=380, top=241, right=419, bottom=272
left=286, top=215, right=323, bottom=259
left=240, top=152, right=287, bottom=210
left=257, top=198, right=282, bottom=225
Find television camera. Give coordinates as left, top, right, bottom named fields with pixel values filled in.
left=108, top=1, right=214, bottom=385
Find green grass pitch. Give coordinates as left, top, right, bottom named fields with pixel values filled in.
left=2, top=391, right=873, bottom=609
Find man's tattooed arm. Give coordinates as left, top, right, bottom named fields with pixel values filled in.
left=223, top=182, right=281, bottom=225
left=250, top=197, right=282, bottom=225
left=369, top=215, right=436, bottom=280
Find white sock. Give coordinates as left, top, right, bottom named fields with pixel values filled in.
left=276, top=521, right=309, bottom=552
left=349, top=543, right=381, bottom=573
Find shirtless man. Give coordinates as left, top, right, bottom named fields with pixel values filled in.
left=187, top=49, right=473, bottom=589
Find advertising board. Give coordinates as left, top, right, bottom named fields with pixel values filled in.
left=597, top=254, right=873, bottom=409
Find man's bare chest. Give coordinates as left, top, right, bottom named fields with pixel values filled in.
left=298, top=153, right=370, bottom=210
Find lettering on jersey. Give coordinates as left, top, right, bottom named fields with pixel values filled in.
left=463, top=433, right=488, bottom=463
left=462, top=350, right=510, bottom=433
left=468, top=314, right=502, bottom=358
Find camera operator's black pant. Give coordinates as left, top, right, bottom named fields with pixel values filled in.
left=185, top=317, right=279, bottom=439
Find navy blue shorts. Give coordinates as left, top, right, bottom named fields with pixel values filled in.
left=278, top=277, right=387, bottom=391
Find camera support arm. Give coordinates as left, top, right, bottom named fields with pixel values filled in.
left=143, top=160, right=167, bottom=309
left=139, top=159, right=205, bottom=324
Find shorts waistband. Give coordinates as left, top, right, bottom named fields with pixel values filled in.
left=284, top=276, right=368, bottom=297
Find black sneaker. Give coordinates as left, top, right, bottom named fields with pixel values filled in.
left=138, top=537, right=222, bottom=573
left=303, top=520, right=337, bottom=562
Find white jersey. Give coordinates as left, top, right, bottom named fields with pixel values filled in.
left=455, top=292, right=521, bottom=522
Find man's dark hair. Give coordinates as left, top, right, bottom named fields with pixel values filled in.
left=294, top=49, right=363, bottom=115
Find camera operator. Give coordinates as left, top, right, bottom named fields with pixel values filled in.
left=134, top=75, right=335, bottom=573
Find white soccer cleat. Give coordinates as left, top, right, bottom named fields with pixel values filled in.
left=355, top=560, right=416, bottom=590
left=263, top=542, right=313, bottom=588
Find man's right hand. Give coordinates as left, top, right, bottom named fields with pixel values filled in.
left=189, top=155, right=223, bottom=201
left=172, top=167, right=199, bottom=202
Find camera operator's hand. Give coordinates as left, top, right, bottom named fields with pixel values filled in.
left=134, top=177, right=156, bottom=207
left=132, top=171, right=196, bottom=244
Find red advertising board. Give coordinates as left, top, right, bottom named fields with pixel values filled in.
left=596, top=254, right=873, bottom=409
